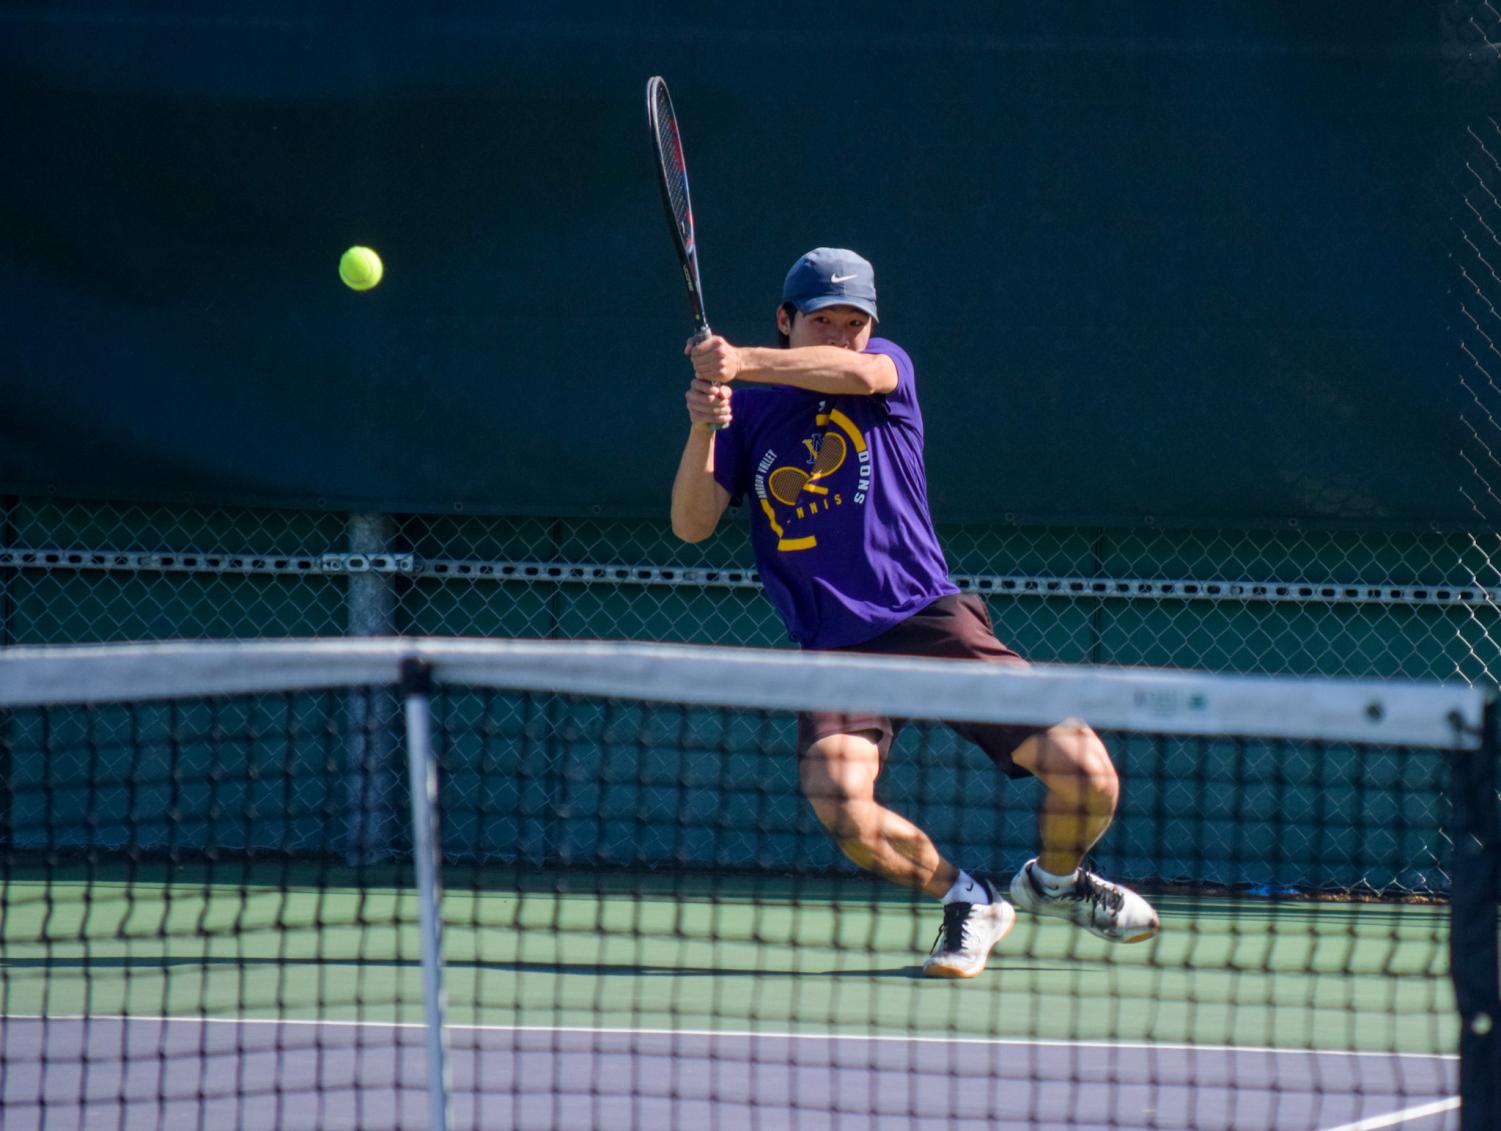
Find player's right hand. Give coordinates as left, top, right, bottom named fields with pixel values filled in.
left=686, top=377, right=732, bottom=431
left=686, top=334, right=743, bottom=384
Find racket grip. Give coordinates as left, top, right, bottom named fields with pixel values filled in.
left=704, top=404, right=726, bottom=432
left=691, top=323, right=726, bottom=431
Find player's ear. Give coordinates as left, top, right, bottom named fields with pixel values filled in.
left=776, top=303, right=796, bottom=336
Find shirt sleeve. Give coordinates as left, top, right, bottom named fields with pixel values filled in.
left=865, top=338, right=919, bottom=426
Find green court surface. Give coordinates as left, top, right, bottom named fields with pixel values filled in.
left=1, top=865, right=1455, bottom=1058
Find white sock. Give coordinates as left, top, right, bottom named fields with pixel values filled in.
left=1030, top=862, right=1080, bottom=896
left=942, top=870, right=990, bottom=905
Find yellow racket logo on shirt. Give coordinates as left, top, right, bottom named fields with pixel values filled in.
left=755, top=410, right=869, bottom=552
left=768, top=433, right=847, bottom=505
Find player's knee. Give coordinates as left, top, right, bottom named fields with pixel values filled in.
left=803, top=787, right=866, bottom=839
left=800, top=759, right=837, bottom=808
left=799, top=736, right=879, bottom=815
left=799, top=770, right=874, bottom=842
left=804, top=790, right=845, bottom=832
left=1066, top=734, right=1118, bottom=809
left=1040, top=723, right=1119, bottom=809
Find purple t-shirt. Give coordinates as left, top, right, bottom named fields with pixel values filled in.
left=712, top=338, right=958, bottom=649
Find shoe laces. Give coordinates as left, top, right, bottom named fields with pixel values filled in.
left=1069, top=871, right=1125, bottom=916
left=933, top=901, right=974, bottom=954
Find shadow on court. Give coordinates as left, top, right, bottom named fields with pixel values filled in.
left=0, top=952, right=1082, bottom=981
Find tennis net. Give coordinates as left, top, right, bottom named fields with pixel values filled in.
left=1, top=638, right=1496, bottom=1130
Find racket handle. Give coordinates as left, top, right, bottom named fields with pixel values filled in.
left=691, top=323, right=726, bottom=432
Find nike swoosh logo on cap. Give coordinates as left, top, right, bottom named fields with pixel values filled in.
left=830, top=273, right=859, bottom=283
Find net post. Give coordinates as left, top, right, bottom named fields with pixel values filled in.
left=346, top=512, right=398, bottom=864
left=348, top=512, right=397, bottom=638
left=400, top=656, right=452, bottom=1131
left=1452, top=698, right=1501, bottom=1131
left=0, top=495, right=12, bottom=852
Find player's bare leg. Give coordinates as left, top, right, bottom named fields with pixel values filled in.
left=1009, top=721, right=1159, bottom=943
left=1011, top=720, right=1119, bottom=873
left=799, top=731, right=954, bottom=895
left=800, top=732, right=1014, bottom=977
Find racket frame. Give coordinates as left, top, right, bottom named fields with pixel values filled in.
left=646, top=76, right=710, bottom=338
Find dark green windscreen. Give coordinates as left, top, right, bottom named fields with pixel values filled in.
left=0, top=4, right=1475, bottom=527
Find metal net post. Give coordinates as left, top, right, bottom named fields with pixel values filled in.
left=401, top=657, right=452, bottom=1131
left=345, top=512, right=398, bottom=864
left=1452, top=699, right=1501, bottom=1129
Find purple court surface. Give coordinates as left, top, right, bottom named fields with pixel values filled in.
left=0, top=1016, right=1458, bottom=1130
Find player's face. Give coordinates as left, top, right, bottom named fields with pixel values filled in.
left=782, top=305, right=874, bottom=351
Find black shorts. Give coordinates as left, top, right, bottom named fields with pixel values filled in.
left=796, top=593, right=1042, bottom=780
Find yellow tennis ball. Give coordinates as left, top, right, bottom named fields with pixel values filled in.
left=339, top=246, right=383, bottom=291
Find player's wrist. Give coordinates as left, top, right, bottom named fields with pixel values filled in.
left=732, top=348, right=766, bottom=383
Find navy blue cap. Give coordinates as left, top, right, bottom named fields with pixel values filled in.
left=781, top=248, right=878, bottom=321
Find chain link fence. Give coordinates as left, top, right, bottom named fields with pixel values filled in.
left=2, top=495, right=1493, bottom=683
left=4, top=12, right=1499, bottom=686
left=1448, top=1, right=1501, bottom=685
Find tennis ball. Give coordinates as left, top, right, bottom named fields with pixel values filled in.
left=339, top=246, right=383, bottom=291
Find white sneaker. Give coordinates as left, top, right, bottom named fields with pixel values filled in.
left=921, top=879, right=1017, bottom=979
left=1009, top=859, right=1159, bottom=944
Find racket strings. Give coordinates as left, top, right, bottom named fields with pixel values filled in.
left=652, top=93, right=693, bottom=233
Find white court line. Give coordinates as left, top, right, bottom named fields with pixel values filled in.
left=1320, top=1095, right=1461, bottom=1131
left=0, top=1013, right=1460, bottom=1061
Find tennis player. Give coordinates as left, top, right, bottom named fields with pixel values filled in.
left=669, top=248, right=1159, bottom=978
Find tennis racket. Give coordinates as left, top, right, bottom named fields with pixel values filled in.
left=646, top=76, right=724, bottom=429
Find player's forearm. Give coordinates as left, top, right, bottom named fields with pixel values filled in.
left=735, top=346, right=896, bottom=395
left=670, top=427, right=725, bottom=543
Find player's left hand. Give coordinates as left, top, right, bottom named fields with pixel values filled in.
left=686, top=335, right=743, bottom=384
left=685, top=377, right=732, bottom=430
